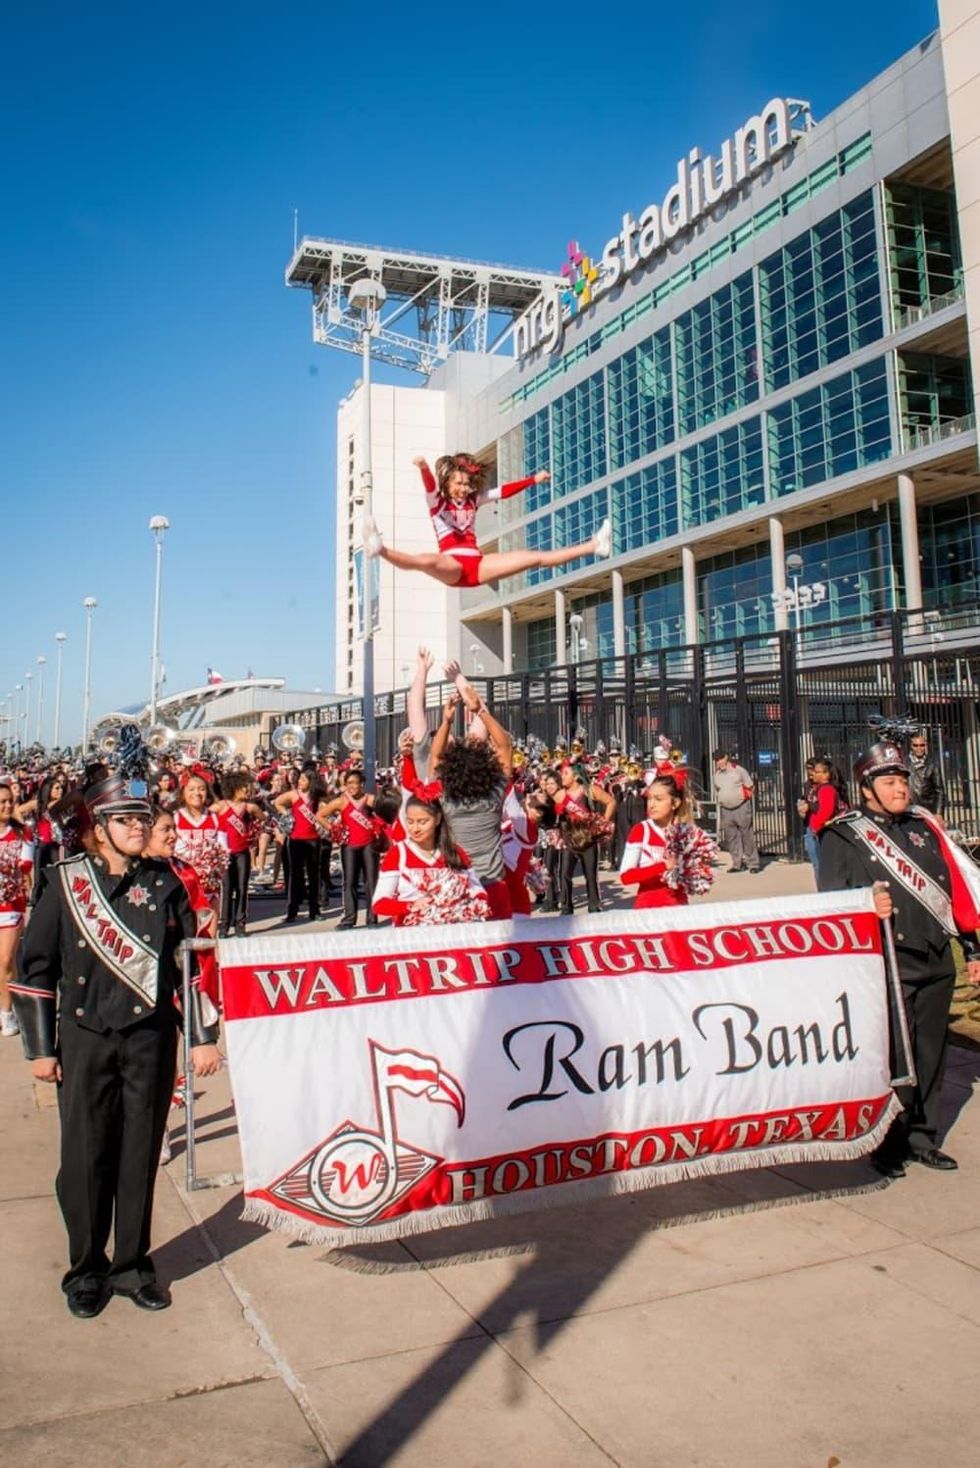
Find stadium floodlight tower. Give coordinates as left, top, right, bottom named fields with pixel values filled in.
left=285, top=237, right=563, bottom=379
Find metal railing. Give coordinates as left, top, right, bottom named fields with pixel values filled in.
left=287, top=605, right=980, bottom=859
left=904, top=411, right=977, bottom=452
left=894, top=281, right=965, bottom=330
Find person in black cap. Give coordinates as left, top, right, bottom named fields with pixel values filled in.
left=11, top=731, right=221, bottom=1318
left=819, top=740, right=980, bottom=1177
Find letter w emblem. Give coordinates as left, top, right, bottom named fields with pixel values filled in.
left=330, top=1152, right=384, bottom=1195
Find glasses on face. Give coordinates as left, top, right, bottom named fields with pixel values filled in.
left=910, top=742, right=926, bottom=750
left=110, top=814, right=151, bottom=829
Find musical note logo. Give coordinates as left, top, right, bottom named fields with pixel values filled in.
left=268, top=1040, right=466, bottom=1227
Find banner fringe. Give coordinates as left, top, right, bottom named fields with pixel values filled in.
left=322, top=1173, right=895, bottom=1274
left=241, top=1095, right=902, bottom=1252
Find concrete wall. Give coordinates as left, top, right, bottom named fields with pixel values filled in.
left=941, top=1, right=980, bottom=456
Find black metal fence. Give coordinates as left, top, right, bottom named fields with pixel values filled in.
left=287, top=606, right=980, bottom=859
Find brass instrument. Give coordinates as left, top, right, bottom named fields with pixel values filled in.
left=341, top=720, right=365, bottom=752
left=202, top=732, right=236, bottom=763
left=90, top=718, right=124, bottom=755
left=271, top=723, right=307, bottom=754
left=145, top=723, right=179, bottom=755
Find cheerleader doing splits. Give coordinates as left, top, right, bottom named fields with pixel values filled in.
left=363, top=454, right=611, bottom=589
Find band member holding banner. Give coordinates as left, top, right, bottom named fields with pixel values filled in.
left=819, top=740, right=980, bottom=1177
left=10, top=758, right=220, bottom=1318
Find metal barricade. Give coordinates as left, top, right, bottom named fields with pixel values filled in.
left=179, top=938, right=242, bottom=1192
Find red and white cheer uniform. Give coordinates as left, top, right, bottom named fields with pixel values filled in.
left=372, top=838, right=489, bottom=926
left=619, top=819, right=687, bottom=908
left=420, top=461, right=537, bottom=589
left=174, top=808, right=226, bottom=904
left=0, top=827, right=34, bottom=927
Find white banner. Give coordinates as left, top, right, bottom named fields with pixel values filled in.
left=219, top=891, right=899, bottom=1246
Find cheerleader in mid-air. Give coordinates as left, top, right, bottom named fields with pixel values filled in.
left=363, top=454, right=611, bottom=589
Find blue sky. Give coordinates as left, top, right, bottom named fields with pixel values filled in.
left=2, top=0, right=938, bottom=748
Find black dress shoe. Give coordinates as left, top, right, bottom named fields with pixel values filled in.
left=870, top=1152, right=906, bottom=1180
left=66, top=1282, right=111, bottom=1319
left=910, top=1147, right=958, bottom=1171
left=114, top=1281, right=172, bottom=1310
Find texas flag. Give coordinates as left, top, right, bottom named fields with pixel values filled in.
left=206, top=668, right=224, bottom=685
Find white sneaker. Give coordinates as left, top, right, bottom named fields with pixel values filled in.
left=593, top=518, right=611, bottom=558
left=159, top=1128, right=172, bottom=1166
left=0, top=1010, right=19, bottom=1038
left=363, top=515, right=383, bottom=558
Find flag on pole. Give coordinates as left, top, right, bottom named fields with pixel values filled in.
left=207, top=668, right=223, bottom=685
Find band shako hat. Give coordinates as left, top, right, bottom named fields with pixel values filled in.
left=853, top=741, right=910, bottom=784
left=84, top=773, right=152, bottom=820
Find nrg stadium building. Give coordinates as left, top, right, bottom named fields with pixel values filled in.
left=285, top=9, right=980, bottom=844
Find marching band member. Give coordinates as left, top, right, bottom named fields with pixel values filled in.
left=11, top=761, right=220, bottom=1317
left=0, top=783, right=33, bottom=1036
left=372, top=794, right=490, bottom=926
left=363, top=453, right=611, bottom=589
left=321, top=767, right=381, bottom=929
left=820, top=741, right=980, bottom=1177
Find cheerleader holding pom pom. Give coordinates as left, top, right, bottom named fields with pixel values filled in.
left=619, top=774, right=719, bottom=908
left=363, top=453, right=611, bottom=589
left=372, top=794, right=491, bottom=927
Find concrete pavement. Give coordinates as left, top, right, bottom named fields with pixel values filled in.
left=3, top=857, right=980, bottom=1466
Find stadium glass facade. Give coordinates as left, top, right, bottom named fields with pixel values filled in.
left=442, top=32, right=979, bottom=676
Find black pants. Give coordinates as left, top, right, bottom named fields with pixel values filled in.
left=318, top=841, right=334, bottom=908
left=221, top=850, right=251, bottom=932
left=340, top=845, right=379, bottom=927
left=541, top=846, right=561, bottom=911
left=891, top=970, right=957, bottom=1154
left=287, top=837, right=321, bottom=920
left=560, top=845, right=601, bottom=913
left=57, top=1014, right=178, bottom=1293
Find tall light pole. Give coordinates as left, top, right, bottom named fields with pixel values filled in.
left=82, top=597, right=98, bottom=751
left=785, top=554, right=804, bottom=647
left=349, top=277, right=387, bottom=793
left=23, top=673, right=33, bottom=748
left=13, top=685, right=22, bottom=754
left=569, top=612, right=584, bottom=664
left=148, top=515, right=170, bottom=724
left=53, top=633, right=67, bottom=749
left=35, top=655, right=47, bottom=746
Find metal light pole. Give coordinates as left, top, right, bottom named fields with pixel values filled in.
left=349, top=277, right=387, bottom=793
left=13, top=686, right=22, bottom=754
left=149, top=516, right=170, bottom=724
left=53, top=633, right=67, bottom=749
left=785, top=553, right=804, bottom=650
left=82, top=597, right=98, bottom=751
left=23, top=673, right=33, bottom=749
left=569, top=612, right=584, bottom=664
left=35, top=655, right=47, bottom=746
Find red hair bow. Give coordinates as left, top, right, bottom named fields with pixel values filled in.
left=411, top=780, right=444, bottom=804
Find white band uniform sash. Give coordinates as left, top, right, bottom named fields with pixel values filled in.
left=61, top=860, right=159, bottom=1004
left=848, top=813, right=957, bottom=934
left=218, top=891, right=900, bottom=1247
